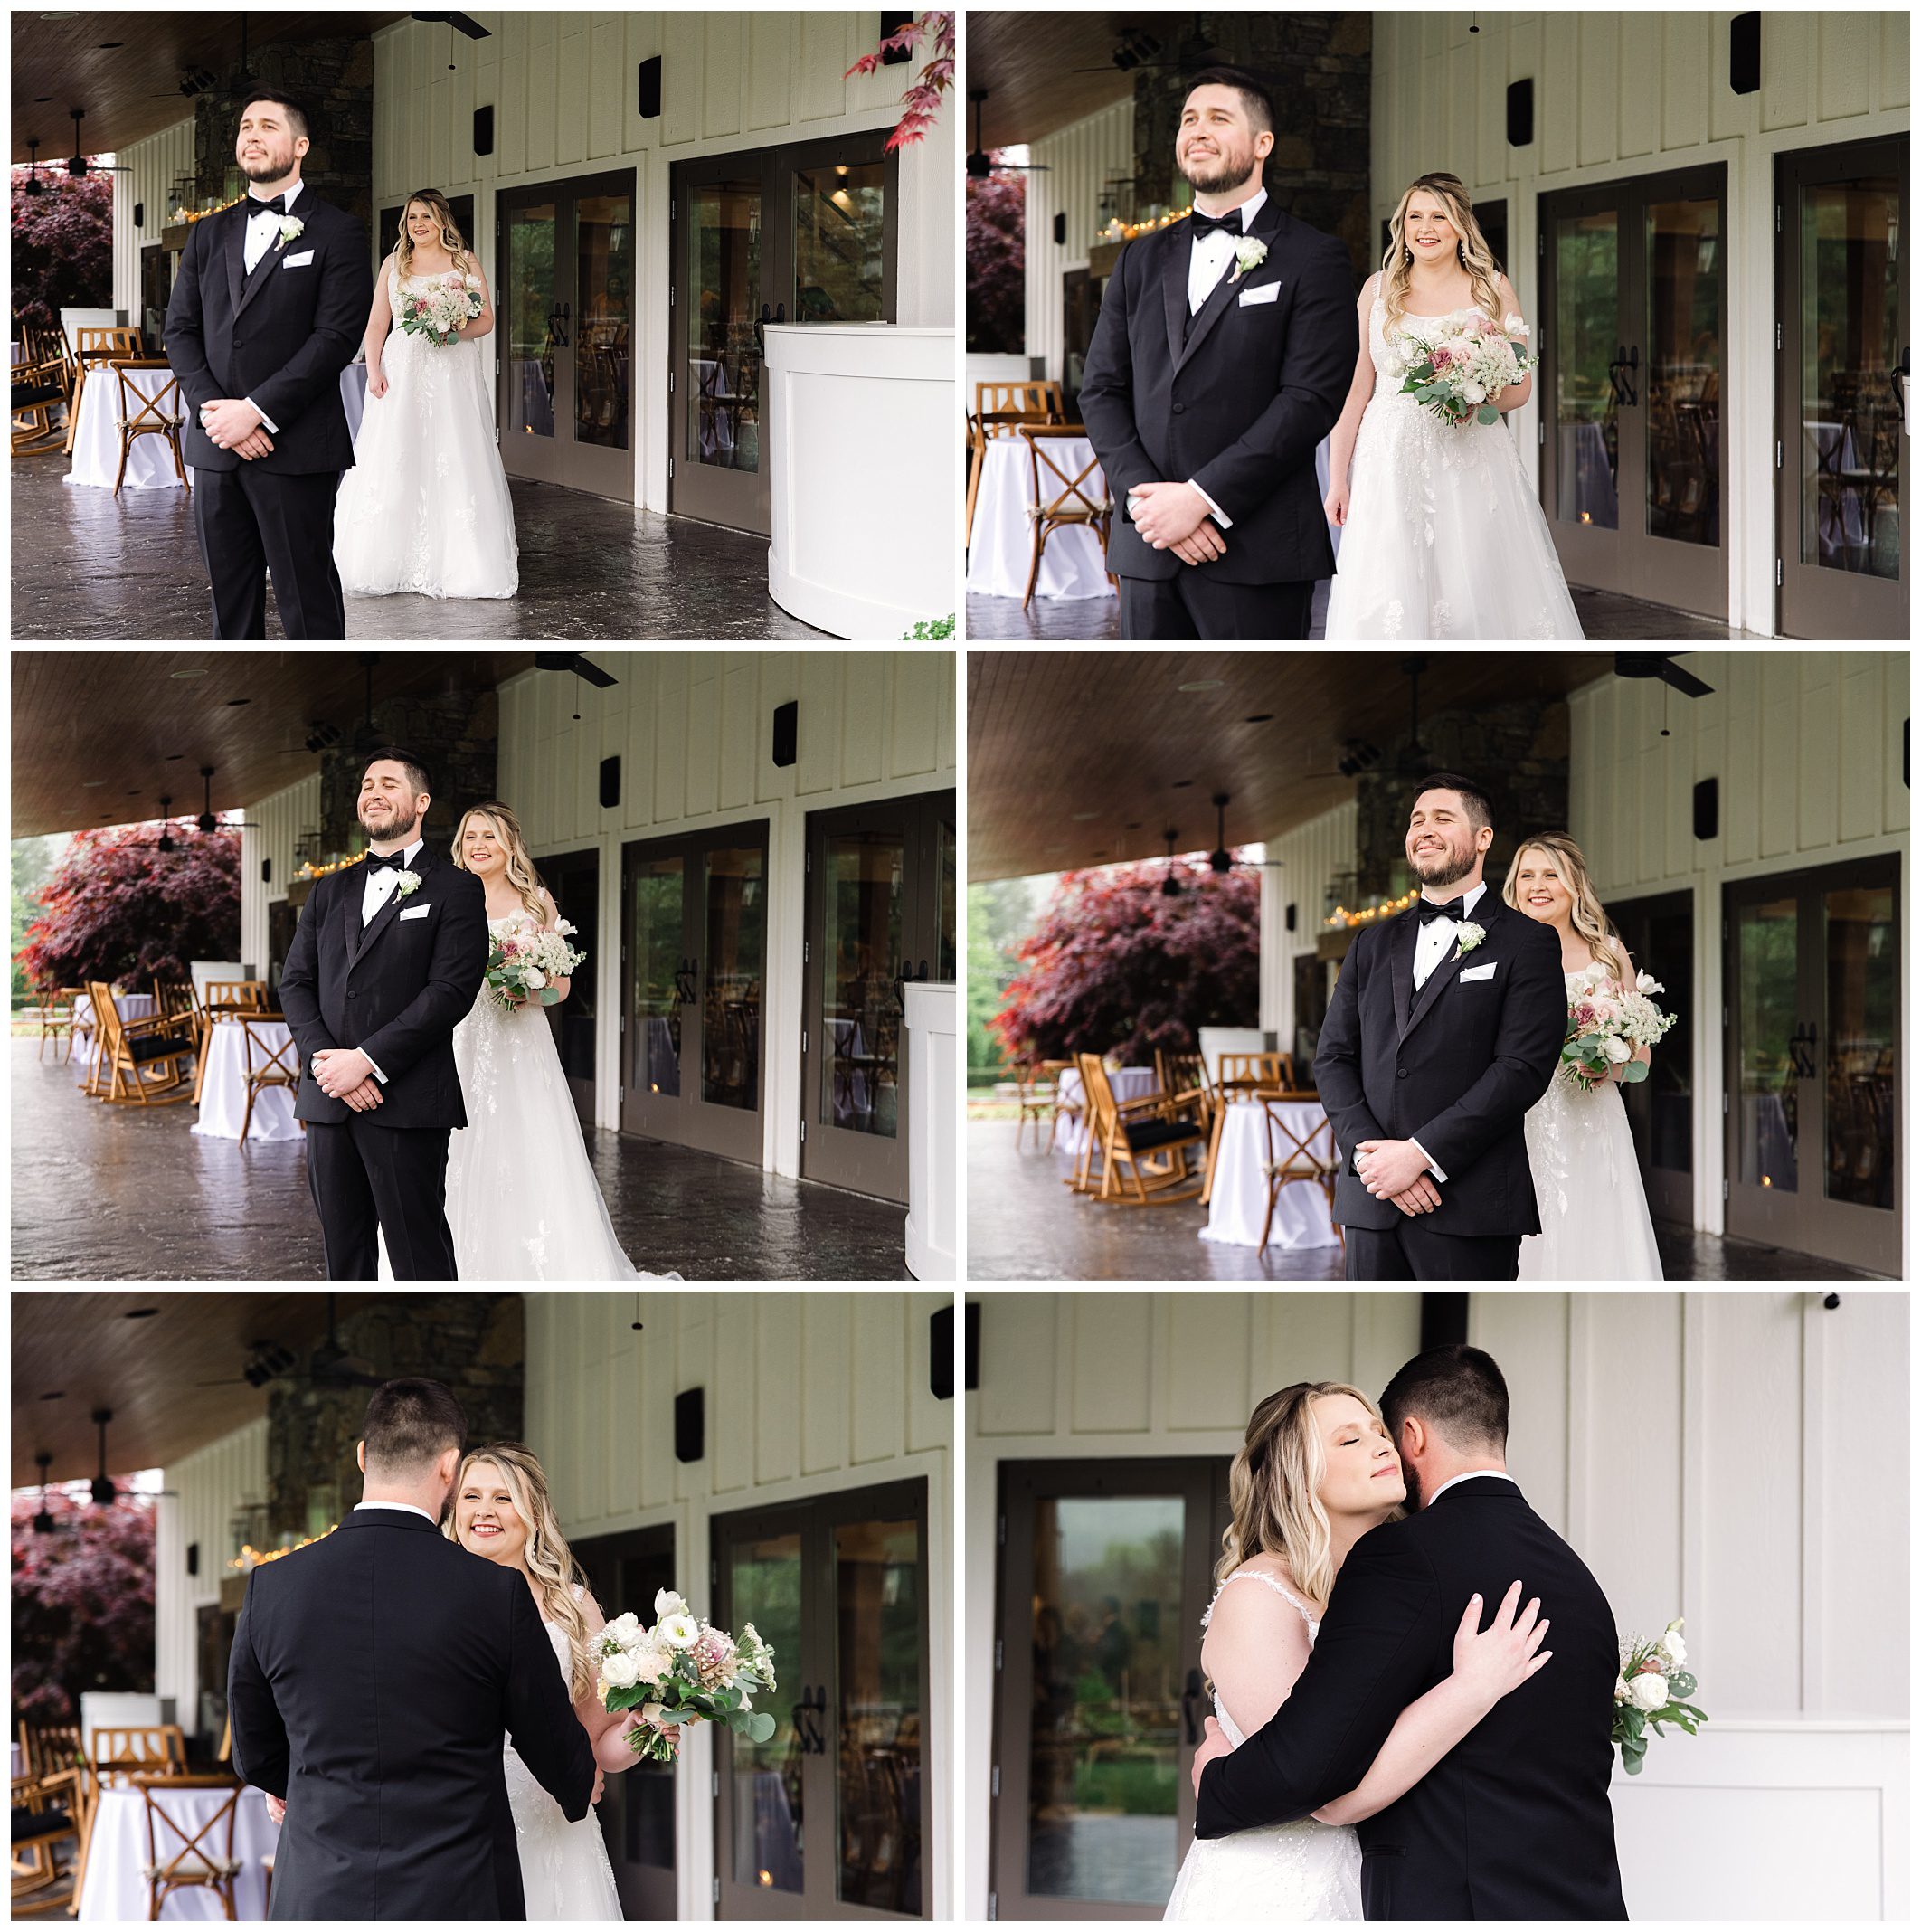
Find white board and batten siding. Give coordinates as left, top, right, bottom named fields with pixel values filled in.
left=109, top=120, right=197, bottom=322
left=1568, top=651, right=1908, bottom=1248
left=525, top=1289, right=954, bottom=1923
left=963, top=1289, right=1909, bottom=1921
left=1258, top=800, right=1359, bottom=1050
left=238, top=773, right=323, bottom=979
left=1019, top=99, right=1134, bottom=389
left=1373, top=12, right=1910, bottom=636
left=374, top=12, right=955, bottom=514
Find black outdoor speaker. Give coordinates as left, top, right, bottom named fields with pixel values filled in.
left=638, top=56, right=662, bottom=119
left=772, top=700, right=799, bottom=768
left=599, top=754, right=620, bottom=810
left=474, top=105, right=494, bottom=155
left=134, top=201, right=144, bottom=226
left=1730, top=13, right=1760, bottom=95
left=964, top=1300, right=979, bottom=1391
left=674, top=1387, right=704, bottom=1463
left=879, top=12, right=913, bottom=64
left=1052, top=211, right=1066, bottom=245
left=260, top=858, right=271, bottom=884
left=1285, top=903, right=1297, bottom=933
left=931, top=1304, right=953, bottom=1399
left=186, top=1542, right=198, bottom=1577
left=1419, top=1292, right=1470, bottom=1351
left=1506, top=78, right=1533, bottom=147
left=1693, top=776, right=1718, bottom=841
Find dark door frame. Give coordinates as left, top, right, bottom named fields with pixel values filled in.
left=539, top=844, right=603, bottom=1128
left=1608, top=886, right=1696, bottom=1226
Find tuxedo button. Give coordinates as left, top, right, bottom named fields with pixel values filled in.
left=1396, top=1067, right=1408, bottom=1079
left=347, top=990, right=358, bottom=1000
left=1172, top=402, right=1186, bottom=414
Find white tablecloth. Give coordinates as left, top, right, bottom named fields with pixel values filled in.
left=1055, top=1065, right=1159, bottom=1157
left=79, top=1785, right=277, bottom=1922
left=64, top=365, right=186, bottom=491
left=74, top=992, right=158, bottom=1075
left=1200, top=1096, right=1342, bottom=1250
left=967, top=435, right=1114, bottom=601
left=192, top=1018, right=301, bottom=1141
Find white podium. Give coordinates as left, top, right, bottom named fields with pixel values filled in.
left=904, top=980, right=957, bottom=1282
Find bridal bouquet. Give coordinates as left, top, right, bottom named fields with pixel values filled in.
left=1613, top=1616, right=1707, bottom=1774
left=596, top=1589, right=778, bottom=1764
left=398, top=274, right=484, bottom=348
left=1561, top=971, right=1678, bottom=1091
left=1396, top=309, right=1538, bottom=427
left=485, top=920, right=585, bottom=1009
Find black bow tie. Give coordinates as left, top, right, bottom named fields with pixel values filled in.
left=1419, top=896, right=1468, bottom=925
left=1188, top=206, right=1245, bottom=241
left=248, top=194, right=289, bottom=218
left=367, top=849, right=410, bottom=872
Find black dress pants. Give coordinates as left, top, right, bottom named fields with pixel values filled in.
left=1118, top=572, right=1315, bottom=640
left=1343, top=1223, right=1522, bottom=1281
left=193, top=465, right=347, bottom=639
left=306, top=1116, right=456, bottom=1281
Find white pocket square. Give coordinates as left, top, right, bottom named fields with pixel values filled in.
left=1237, top=280, right=1282, bottom=307
left=282, top=250, right=316, bottom=268
left=1459, top=961, right=1498, bottom=981
left=398, top=904, right=431, bottom=921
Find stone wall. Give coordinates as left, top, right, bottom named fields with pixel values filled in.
left=1131, top=13, right=1372, bottom=279
left=266, top=1294, right=524, bottom=1542
left=318, top=680, right=501, bottom=857
left=1353, top=701, right=1572, bottom=900
left=194, top=34, right=375, bottom=234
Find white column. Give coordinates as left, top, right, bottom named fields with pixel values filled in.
left=1254, top=845, right=1288, bottom=1040
left=904, top=981, right=958, bottom=1278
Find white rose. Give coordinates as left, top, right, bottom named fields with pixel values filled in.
left=1602, top=1034, right=1632, bottom=1064
left=1461, top=380, right=1487, bottom=405
left=1660, top=1630, right=1687, bottom=1667
left=658, top=1612, right=700, bottom=1650
left=630, top=1641, right=671, bottom=1684
left=1613, top=1675, right=1632, bottom=1704
left=601, top=1651, right=640, bottom=1690
left=603, top=1611, right=642, bottom=1648
left=525, top=967, right=547, bottom=990
left=655, top=1588, right=690, bottom=1620
left=1629, top=1672, right=1669, bottom=1711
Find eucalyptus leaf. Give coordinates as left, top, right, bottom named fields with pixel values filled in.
left=1617, top=1059, right=1649, bottom=1083
left=538, top=987, right=562, bottom=1006
left=1475, top=403, right=1500, bottom=426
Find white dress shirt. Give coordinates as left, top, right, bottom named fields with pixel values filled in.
left=1179, top=186, right=1268, bottom=532
left=232, top=179, right=306, bottom=434
left=1424, top=1469, right=1516, bottom=1507
left=352, top=1499, right=438, bottom=1524
left=361, top=838, right=425, bottom=926
left=1413, top=879, right=1489, bottom=990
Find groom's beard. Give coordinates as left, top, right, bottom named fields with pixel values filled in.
left=1410, top=845, right=1477, bottom=892
left=362, top=807, right=421, bottom=845
left=1178, top=144, right=1260, bottom=200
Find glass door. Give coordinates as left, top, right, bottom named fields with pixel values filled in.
left=1726, top=857, right=1900, bottom=1275
left=539, top=846, right=601, bottom=1127
left=1611, top=890, right=1694, bottom=1226
left=1540, top=165, right=1727, bottom=619
left=991, top=1461, right=1224, bottom=1920
left=672, top=133, right=899, bottom=534
left=620, top=823, right=768, bottom=1162
left=1776, top=137, right=1908, bottom=639
left=497, top=170, right=635, bottom=500
left=714, top=1481, right=930, bottom=1921
left=801, top=790, right=957, bottom=1202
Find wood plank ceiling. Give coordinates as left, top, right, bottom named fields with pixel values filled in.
left=13, top=1293, right=382, bottom=1485
left=966, top=650, right=1618, bottom=880
left=11, top=650, right=535, bottom=838
left=967, top=12, right=1143, bottom=150
left=11, top=13, right=407, bottom=162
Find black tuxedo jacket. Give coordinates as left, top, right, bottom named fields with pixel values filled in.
left=1313, top=894, right=1564, bottom=1237
left=1078, top=194, right=1355, bottom=586
left=279, top=847, right=487, bottom=1131
left=1196, top=1479, right=1627, bottom=1920
left=228, top=1508, right=597, bottom=1921
left=166, top=191, right=370, bottom=475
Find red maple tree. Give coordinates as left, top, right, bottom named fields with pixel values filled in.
left=989, top=860, right=1261, bottom=1066
left=11, top=166, right=113, bottom=339
left=847, top=12, right=955, bottom=150
left=967, top=169, right=1026, bottom=353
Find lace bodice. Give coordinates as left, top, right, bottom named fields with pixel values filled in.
left=1200, top=1568, right=1320, bottom=1747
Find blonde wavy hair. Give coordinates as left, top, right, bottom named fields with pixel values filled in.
left=446, top=1444, right=596, bottom=1700
left=1502, top=833, right=1632, bottom=988
left=395, top=187, right=474, bottom=279
left=1217, top=1382, right=1402, bottom=1609
left=1380, top=172, right=1504, bottom=334
left=451, top=800, right=552, bottom=923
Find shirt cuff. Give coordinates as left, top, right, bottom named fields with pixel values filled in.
left=242, top=395, right=279, bottom=434
left=1410, top=1137, right=1447, bottom=1183
left=365, top=1055, right=388, bottom=1084
left=1187, top=479, right=1233, bottom=529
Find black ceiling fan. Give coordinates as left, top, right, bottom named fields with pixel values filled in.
left=412, top=12, right=492, bottom=40
left=64, top=109, right=132, bottom=179
left=534, top=652, right=617, bottom=688
left=22, top=137, right=46, bottom=199
left=197, top=764, right=261, bottom=835
left=1614, top=653, right=1715, bottom=700
left=1207, top=791, right=1261, bottom=875
left=195, top=1296, right=383, bottom=1392
left=966, top=90, right=1053, bottom=182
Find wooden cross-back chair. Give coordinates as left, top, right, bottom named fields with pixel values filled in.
left=1074, top=1052, right=1207, bottom=1203
left=90, top=1725, right=187, bottom=1785
left=1011, top=1061, right=1057, bottom=1151
left=1217, top=1050, right=1294, bottom=1093
left=108, top=359, right=191, bottom=495
left=63, top=327, right=144, bottom=452
left=85, top=982, right=195, bottom=1104
left=1255, top=1096, right=1344, bottom=1255
left=1017, top=423, right=1113, bottom=607
left=132, top=1772, right=243, bottom=1920
left=235, top=1011, right=302, bottom=1141
left=194, top=980, right=269, bottom=1101
left=965, top=380, right=1065, bottom=545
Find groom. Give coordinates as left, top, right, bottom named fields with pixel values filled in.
left=1314, top=772, right=1565, bottom=1281
left=1190, top=1345, right=1627, bottom=1918
left=279, top=750, right=487, bottom=1279
left=1078, top=67, right=1355, bottom=639
left=166, top=92, right=370, bottom=639
left=229, top=1377, right=598, bottom=1918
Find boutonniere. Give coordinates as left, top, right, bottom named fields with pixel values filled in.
left=277, top=216, right=305, bottom=250
left=393, top=870, right=423, bottom=901
left=1455, top=921, right=1487, bottom=955
left=1231, top=237, right=1268, bottom=283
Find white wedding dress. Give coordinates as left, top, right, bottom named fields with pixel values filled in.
left=1518, top=960, right=1665, bottom=1280
left=1164, top=1570, right=1362, bottom=1921
left=506, top=1589, right=621, bottom=1919
left=1323, top=295, right=1583, bottom=639
left=334, top=262, right=518, bottom=599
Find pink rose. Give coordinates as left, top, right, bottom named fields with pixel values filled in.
left=1431, top=346, right=1452, bottom=367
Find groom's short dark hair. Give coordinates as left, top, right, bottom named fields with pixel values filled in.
left=1184, top=65, right=1276, bottom=137
left=239, top=91, right=311, bottom=144
left=1381, top=1344, right=1509, bottom=1453
left=1414, top=771, right=1493, bottom=834
left=366, top=747, right=431, bottom=800
left=362, top=1378, right=467, bottom=1477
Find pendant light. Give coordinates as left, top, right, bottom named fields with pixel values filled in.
left=1159, top=828, right=1183, bottom=898
left=89, top=1408, right=118, bottom=1506
left=1208, top=792, right=1234, bottom=875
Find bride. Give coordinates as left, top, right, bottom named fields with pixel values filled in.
left=1322, top=173, right=1583, bottom=640
left=1506, top=835, right=1666, bottom=1280
left=335, top=188, right=518, bottom=600
left=1165, top=1382, right=1547, bottom=1920
left=450, top=1443, right=670, bottom=1918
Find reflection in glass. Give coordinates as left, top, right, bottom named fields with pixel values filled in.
left=728, top=1532, right=803, bottom=1895
left=1645, top=905, right=1692, bottom=1178
left=613, top=1552, right=677, bottom=1878
left=690, top=179, right=762, bottom=473
left=632, top=857, right=683, bottom=1098
left=549, top=867, right=598, bottom=1088
left=794, top=161, right=887, bottom=322
left=1555, top=211, right=1621, bottom=530
left=704, top=846, right=764, bottom=1112
left=506, top=204, right=557, bottom=440
left=1823, top=885, right=1896, bottom=1209
left=1645, top=197, right=1721, bottom=547
left=1800, top=176, right=1904, bottom=580
left=822, top=833, right=904, bottom=1138
left=1027, top=1497, right=1184, bottom=1905
left=937, top=817, right=958, bottom=983
left=836, top=1517, right=922, bottom=1913
left=1736, top=897, right=1799, bottom=1192
left=576, top=193, right=631, bottom=450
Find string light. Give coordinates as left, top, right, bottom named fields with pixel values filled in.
left=1096, top=207, right=1194, bottom=246
left=296, top=853, right=372, bottom=881
left=227, top=1527, right=336, bottom=1572
left=1326, top=887, right=1422, bottom=930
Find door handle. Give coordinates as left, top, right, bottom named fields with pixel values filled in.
left=1789, top=1019, right=1818, bottom=1080
left=1181, top=1667, right=1205, bottom=1746
left=894, top=961, right=913, bottom=1012
left=548, top=300, right=571, bottom=348
left=1607, top=343, right=1640, bottom=408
